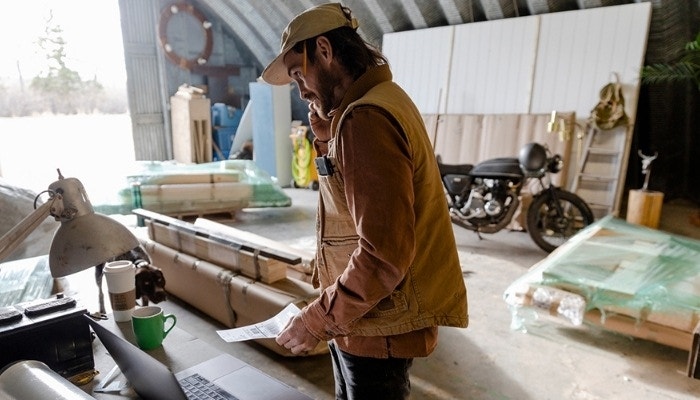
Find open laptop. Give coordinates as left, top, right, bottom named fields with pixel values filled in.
left=85, top=316, right=312, bottom=400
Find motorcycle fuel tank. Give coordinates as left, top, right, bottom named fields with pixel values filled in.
left=471, top=157, right=522, bottom=179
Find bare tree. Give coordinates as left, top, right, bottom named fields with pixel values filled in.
left=28, top=10, right=105, bottom=114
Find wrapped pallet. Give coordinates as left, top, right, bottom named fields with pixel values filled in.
left=503, top=216, right=700, bottom=377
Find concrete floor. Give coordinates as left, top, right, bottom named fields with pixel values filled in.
left=6, top=115, right=698, bottom=399
left=158, top=188, right=700, bottom=400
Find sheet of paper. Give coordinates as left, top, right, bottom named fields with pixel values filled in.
left=216, top=303, right=300, bottom=342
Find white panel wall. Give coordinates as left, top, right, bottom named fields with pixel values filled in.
left=530, top=3, right=652, bottom=119
left=382, top=2, right=651, bottom=119
left=383, top=26, right=453, bottom=114
left=448, top=17, right=539, bottom=114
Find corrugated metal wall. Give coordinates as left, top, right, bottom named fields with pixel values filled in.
left=119, top=0, right=170, bottom=161
left=118, top=0, right=259, bottom=161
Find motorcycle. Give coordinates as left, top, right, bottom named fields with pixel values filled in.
left=437, top=142, right=594, bottom=253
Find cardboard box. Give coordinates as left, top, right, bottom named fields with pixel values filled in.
left=143, top=239, right=326, bottom=356
left=147, top=221, right=287, bottom=284
left=194, top=218, right=315, bottom=277
left=137, top=209, right=306, bottom=284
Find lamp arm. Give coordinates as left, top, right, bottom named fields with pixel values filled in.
left=0, top=200, right=54, bottom=262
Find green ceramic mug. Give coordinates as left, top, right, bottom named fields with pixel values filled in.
left=131, top=306, right=177, bottom=350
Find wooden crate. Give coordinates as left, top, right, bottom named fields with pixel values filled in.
left=171, top=89, right=212, bottom=164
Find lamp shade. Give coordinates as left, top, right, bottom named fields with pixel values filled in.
left=47, top=174, right=140, bottom=277
left=49, top=212, right=139, bottom=277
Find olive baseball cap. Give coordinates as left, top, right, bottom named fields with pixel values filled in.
left=261, top=3, right=358, bottom=85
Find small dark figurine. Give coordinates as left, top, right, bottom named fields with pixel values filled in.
left=135, top=263, right=167, bottom=305
left=95, top=245, right=167, bottom=317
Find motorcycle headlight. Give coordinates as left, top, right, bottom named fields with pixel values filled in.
left=548, top=155, right=563, bottom=173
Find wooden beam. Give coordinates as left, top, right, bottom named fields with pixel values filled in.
left=133, top=208, right=301, bottom=265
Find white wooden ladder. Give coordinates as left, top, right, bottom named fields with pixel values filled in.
left=571, top=123, right=634, bottom=219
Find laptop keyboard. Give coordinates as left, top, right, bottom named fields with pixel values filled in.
left=179, top=373, right=240, bottom=400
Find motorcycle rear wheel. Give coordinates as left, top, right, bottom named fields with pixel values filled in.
left=526, top=189, right=594, bottom=253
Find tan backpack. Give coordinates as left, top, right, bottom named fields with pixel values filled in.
left=590, top=74, right=628, bottom=130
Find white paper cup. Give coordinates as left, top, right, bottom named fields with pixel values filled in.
left=104, top=260, right=136, bottom=322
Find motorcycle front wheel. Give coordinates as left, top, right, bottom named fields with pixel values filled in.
left=526, top=189, right=595, bottom=253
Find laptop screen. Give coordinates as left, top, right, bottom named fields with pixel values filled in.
left=85, top=316, right=188, bottom=400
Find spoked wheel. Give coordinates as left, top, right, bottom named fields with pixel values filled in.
left=526, top=189, right=594, bottom=253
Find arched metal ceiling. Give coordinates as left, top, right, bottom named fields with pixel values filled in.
left=167, top=0, right=698, bottom=201
left=195, top=0, right=642, bottom=73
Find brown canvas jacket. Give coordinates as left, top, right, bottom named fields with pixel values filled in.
left=302, top=64, right=468, bottom=357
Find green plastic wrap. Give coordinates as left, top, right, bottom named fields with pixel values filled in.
left=504, top=216, right=700, bottom=338
left=92, top=160, right=291, bottom=215
left=0, top=256, right=53, bottom=307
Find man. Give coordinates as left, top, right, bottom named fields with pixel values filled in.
left=261, top=3, right=468, bottom=399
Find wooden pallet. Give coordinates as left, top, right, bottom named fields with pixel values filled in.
left=168, top=209, right=238, bottom=221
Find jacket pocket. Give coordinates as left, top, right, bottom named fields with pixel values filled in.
left=319, top=238, right=358, bottom=285
left=365, top=290, right=408, bottom=318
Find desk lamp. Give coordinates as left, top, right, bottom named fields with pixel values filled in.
left=0, top=169, right=140, bottom=276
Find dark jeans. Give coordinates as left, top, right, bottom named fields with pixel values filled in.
left=328, top=341, right=413, bottom=400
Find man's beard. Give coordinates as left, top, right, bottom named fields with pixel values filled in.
left=315, top=65, right=340, bottom=118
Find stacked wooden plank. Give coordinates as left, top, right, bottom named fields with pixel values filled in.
left=91, top=160, right=292, bottom=217
left=430, top=114, right=572, bottom=188
left=504, top=216, right=700, bottom=377
left=135, top=209, right=323, bottom=356
left=130, top=165, right=252, bottom=217
left=136, top=182, right=253, bottom=217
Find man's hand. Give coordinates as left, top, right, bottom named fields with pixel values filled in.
left=308, top=102, right=331, bottom=142
left=276, top=314, right=321, bottom=355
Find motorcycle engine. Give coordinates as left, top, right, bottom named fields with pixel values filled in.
left=462, top=179, right=513, bottom=220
